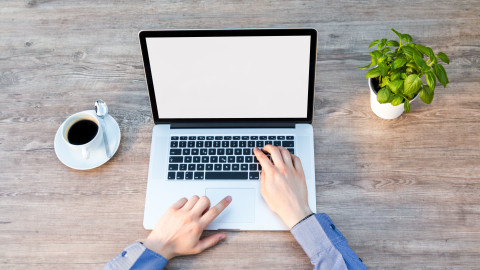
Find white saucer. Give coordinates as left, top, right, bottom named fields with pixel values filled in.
left=54, top=110, right=121, bottom=170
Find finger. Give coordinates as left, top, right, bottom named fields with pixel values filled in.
left=291, top=154, right=304, bottom=174
left=182, top=195, right=200, bottom=211
left=253, top=147, right=273, bottom=171
left=200, top=196, right=232, bottom=226
left=262, top=144, right=285, bottom=168
left=171, top=197, right=188, bottom=210
left=192, top=196, right=211, bottom=216
left=278, top=146, right=293, bottom=167
left=194, top=233, right=226, bottom=253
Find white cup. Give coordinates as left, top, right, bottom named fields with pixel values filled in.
left=62, top=111, right=103, bottom=159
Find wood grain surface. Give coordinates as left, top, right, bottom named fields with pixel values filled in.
left=1, top=0, right=479, bottom=269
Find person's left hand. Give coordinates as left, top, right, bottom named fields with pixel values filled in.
left=143, top=195, right=232, bottom=260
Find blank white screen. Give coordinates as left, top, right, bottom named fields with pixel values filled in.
left=146, top=35, right=311, bottom=119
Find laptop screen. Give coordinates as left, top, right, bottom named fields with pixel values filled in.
left=140, top=29, right=317, bottom=123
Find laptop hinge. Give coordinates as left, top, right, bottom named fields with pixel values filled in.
left=170, top=122, right=296, bottom=129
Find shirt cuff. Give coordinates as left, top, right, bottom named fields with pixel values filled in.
left=131, top=245, right=169, bottom=270
left=103, top=242, right=148, bottom=270
left=290, top=213, right=346, bottom=258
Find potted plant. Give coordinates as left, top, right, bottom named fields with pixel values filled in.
left=359, top=28, right=450, bottom=119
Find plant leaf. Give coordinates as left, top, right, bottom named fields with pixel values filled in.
left=401, top=46, right=415, bottom=58
left=426, top=71, right=436, bottom=90
left=419, top=85, right=434, bottom=104
left=433, top=64, right=449, bottom=87
left=437, top=52, right=450, bottom=64
left=378, top=62, right=388, bottom=76
left=415, top=44, right=435, bottom=59
left=413, top=52, right=429, bottom=71
left=404, top=99, right=411, bottom=113
left=391, top=95, right=404, bottom=106
left=377, top=87, right=391, bottom=103
left=386, top=40, right=399, bottom=47
left=391, top=28, right=403, bottom=41
left=366, top=66, right=382, bottom=78
left=358, top=63, right=372, bottom=70
left=392, top=56, right=408, bottom=69
left=403, top=74, right=422, bottom=96
left=402, top=34, right=412, bottom=43
left=388, top=79, right=404, bottom=94
left=369, top=40, right=379, bottom=48
left=370, top=50, right=382, bottom=58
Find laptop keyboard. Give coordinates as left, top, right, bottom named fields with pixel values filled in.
left=168, top=135, right=295, bottom=180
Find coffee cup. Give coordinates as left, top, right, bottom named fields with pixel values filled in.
left=62, top=111, right=103, bottom=159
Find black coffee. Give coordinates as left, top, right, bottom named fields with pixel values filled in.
left=67, top=119, right=99, bottom=145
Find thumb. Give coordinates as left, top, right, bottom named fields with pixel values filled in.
left=194, top=233, right=226, bottom=253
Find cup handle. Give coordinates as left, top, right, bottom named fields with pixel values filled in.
left=82, top=147, right=90, bottom=159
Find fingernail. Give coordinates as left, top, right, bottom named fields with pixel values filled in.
left=225, top=195, right=232, bottom=202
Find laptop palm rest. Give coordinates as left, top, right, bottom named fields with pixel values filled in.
left=206, top=188, right=255, bottom=224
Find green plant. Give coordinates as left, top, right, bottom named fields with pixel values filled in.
left=359, top=28, right=450, bottom=112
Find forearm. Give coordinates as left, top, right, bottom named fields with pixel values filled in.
left=291, top=214, right=368, bottom=270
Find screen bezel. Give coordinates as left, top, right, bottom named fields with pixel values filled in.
left=139, top=28, right=317, bottom=125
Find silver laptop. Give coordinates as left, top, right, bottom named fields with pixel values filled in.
left=139, top=28, right=317, bottom=230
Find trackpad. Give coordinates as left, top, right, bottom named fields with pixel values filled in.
left=206, top=188, right=255, bottom=223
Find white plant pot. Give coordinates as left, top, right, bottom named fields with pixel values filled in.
left=368, top=78, right=417, bottom=119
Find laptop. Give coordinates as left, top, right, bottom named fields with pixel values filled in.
left=139, top=28, right=317, bottom=230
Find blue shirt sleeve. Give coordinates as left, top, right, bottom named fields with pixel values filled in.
left=291, top=213, right=368, bottom=270
left=103, top=242, right=168, bottom=270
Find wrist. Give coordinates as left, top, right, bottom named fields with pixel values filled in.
left=284, top=207, right=313, bottom=229
left=143, top=238, right=174, bottom=260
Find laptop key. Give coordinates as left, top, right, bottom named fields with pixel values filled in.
left=241, top=136, right=249, bottom=140
left=188, top=141, right=195, bottom=147
left=184, top=156, right=192, bottom=163
left=169, top=156, right=183, bottom=163
left=282, top=141, right=294, bottom=147
left=245, top=156, right=253, bottom=163
left=202, top=156, right=209, bottom=163
left=179, top=164, right=187, bottom=171
left=193, top=156, right=201, bottom=163
left=249, top=172, right=260, bottom=180
left=206, top=164, right=213, bottom=171
left=226, top=149, right=233, bottom=155
left=241, top=164, right=248, bottom=171
left=287, top=148, right=294, bottom=154
left=215, top=136, right=223, bottom=140
left=268, top=136, right=276, bottom=140
left=192, top=149, right=199, bottom=155
left=168, top=172, right=175, bottom=180
left=219, top=156, right=227, bottom=163
left=182, top=149, right=190, bottom=155
left=170, top=149, right=181, bottom=155
left=239, top=141, right=247, bottom=147
left=217, top=149, right=225, bottom=155
left=277, top=136, right=285, bottom=140
left=273, top=141, right=281, bottom=146
left=205, top=141, right=212, bottom=147
left=180, top=136, right=188, bottom=140
left=179, top=141, right=187, bottom=147
left=197, top=164, right=205, bottom=170
left=168, top=164, right=178, bottom=171
left=223, top=164, right=231, bottom=171
left=189, top=136, right=196, bottom=140
left=198, top=136, right=205, bottom=140
left=214, top=164, right=222, bottom=171
left=233, top=136, right=240, bottom=140
left=287, top=136, right=294, bottom=140
left=185, top=172, right=193, bottom=180
left=243, top=149, right=251, bottom=155
left=200, top=149, right=208, bottom=155
left=194, top=172, right=204, bottom=180
left=170, top=141, right=178, bottom=148
left=176, top=172, right=185, bottom=180
left=232, top=164, right=240, bottom=171
left=206, top=136, right=214, bottom=140
left=210, top=156, right=218, bottom=163
left=260, top=136, right=267, bottom=140
left=228, top=156, right=235, bottom=163
left=249, top=164, right=257, bottom=171
left=236, top=156, right=244, bottom=163
left=235, top=148, right=242, bottom=155
left=171, top=136, right=179, bottom=140
left=188, top=164, right=195, bottom=170
left=205, top=172, right=248, bottom=180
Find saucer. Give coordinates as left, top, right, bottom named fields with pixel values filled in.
left=54, top=110, right=121, bottom=170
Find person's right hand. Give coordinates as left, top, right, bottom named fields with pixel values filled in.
left=253, top=145, right=313, bottom=229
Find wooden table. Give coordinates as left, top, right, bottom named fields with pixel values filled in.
left=1, top=1, right=479, bottom=269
